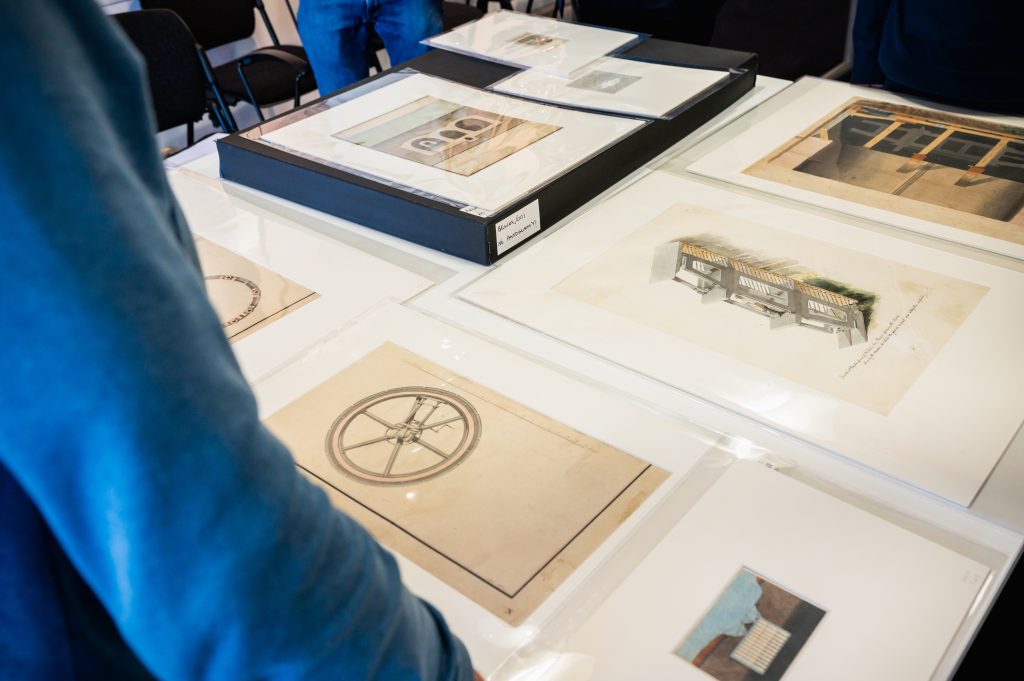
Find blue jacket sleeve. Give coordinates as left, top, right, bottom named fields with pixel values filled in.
left=0, top=2, right=473, bottom=680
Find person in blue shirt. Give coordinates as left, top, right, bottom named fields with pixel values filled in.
left=298, top=0, right=443, bottom=94
left=852, top=0, right=1024, bottom=113
left=0, top=2, right=475, bottom=679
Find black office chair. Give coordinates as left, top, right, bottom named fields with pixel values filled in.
left=140, top=0, right=316, bottom=125
left=113, top=9, right=231, bottom=147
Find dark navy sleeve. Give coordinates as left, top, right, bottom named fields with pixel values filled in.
left=0, top=2, right=473, bottom=680
left=851, top=0, right=893, bottom=84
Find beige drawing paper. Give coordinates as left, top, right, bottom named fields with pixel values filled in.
left=264, top=342, right=668, bottom=625
left=686, top=77, right=1024, bottom=260
left=195, top=237, right=317, bottom=343
left=167, top=169, right=435, bottom=382
left=459, top=172, right=1024, bottom=504
left=555, top=203, right=988, bottom=416
left=563, top=461, right=990, bottom=681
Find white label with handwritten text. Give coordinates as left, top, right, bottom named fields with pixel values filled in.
left=495, top=200, right=541, bottom=255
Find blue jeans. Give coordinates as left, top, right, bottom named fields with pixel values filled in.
left=298, top=0, right=443, bottom=94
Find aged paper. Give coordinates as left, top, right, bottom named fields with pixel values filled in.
left=335, top=95, right=560, bottom=177
left=195, top=237, right=317, bottom=343
left=555, top=203, right=988, bottom=415
left=265, top=342, right=668, bottom=625
left=746, top=98, right=1024, bottom=245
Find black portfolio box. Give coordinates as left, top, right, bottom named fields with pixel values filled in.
left=217, top=41, right=757, bottom=264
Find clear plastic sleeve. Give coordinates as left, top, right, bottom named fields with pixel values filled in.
left=488, top=56, right=738, bottom=120
left=494, top=447, right=1018, bottom=681
left=250, top=302, right=727, bottom=677
left=163, top=167, right=437, bottom=383
left=683, top=76, right=1024, bottom=261
left=241, top=69, right=647, bottom=217
left=249, top=304, right=1017, bottom=681
left=455, top=169, right=1024, bottom=507
left=422, top=9, right=647, bottom=76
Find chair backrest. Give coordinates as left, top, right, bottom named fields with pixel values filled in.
left=114, top=9, right=208, bottom=133
left=139, top=0, right=256, bottom=50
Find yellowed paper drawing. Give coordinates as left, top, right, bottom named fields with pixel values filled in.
left=335, top=95, right=560, bottom=177
left=745, top=98, right=1024, bottom=244
left=554, top=203, right=988, bottom=415
left=195, top=237, right=318, bottom=343
left=265, top=342, right=667, bottom=625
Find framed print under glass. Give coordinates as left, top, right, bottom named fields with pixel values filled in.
left=685, top=77, right=1024, bottom=260
left=562, top=461, right=990, bottom=681
left=423, top=10, right=642, bottom=75
left=253, top=305, right=702, bottom=666
left=255, top=72, right=643, bottom=215
left=459, top=171, right=1024, bottom=505
left=490, top=56, right=730, bottom=119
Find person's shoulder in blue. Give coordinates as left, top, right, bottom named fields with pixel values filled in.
left=0, top=2, right=474, bottom=679
left=852, top=0, right=1024, bottom=113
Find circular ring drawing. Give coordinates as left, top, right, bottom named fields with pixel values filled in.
left=326, top=387, right=481, bottom=485
left=204, top=274, right=261, bottom=328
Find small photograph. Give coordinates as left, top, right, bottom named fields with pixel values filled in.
left=195, top=237, right=317, bottom=343
left=334, top=95, right=560, bottom=176
left=567, top=70, right=642, bottom=95
left=508, top=31, right=568, bottom=50
left=675, top=568, right=826, bottom=681
left=746, top=98, right=1024, bottom=239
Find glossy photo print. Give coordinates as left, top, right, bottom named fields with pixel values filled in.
left=264, top=342, right=668, bottom=625
left=675, top=568, right=825, bottom=681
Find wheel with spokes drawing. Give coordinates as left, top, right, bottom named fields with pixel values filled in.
left=326, top=387, right=481, bottom=485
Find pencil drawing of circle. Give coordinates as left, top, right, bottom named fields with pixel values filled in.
left=204, top=274, right=262, bottom=327
left=326, top=387, right=481, bottom=485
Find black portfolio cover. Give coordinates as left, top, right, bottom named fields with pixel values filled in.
left=217, top=40, right=757, bottom=264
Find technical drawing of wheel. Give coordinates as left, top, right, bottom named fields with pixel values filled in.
left=326, top=387, right=481, bottom=485
left=204, top=274, right=261, bottom=328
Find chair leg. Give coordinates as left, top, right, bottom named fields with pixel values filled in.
left=237, top=63, right=266, bottom=122
left=187, top=121, right=194, bottom=147
left=197, top=47, right=238, bottom=132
